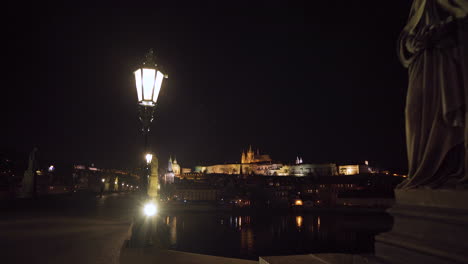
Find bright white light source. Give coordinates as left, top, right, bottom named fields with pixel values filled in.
left=146, top=153, right=153, bottom=164
left=142, top=68, right=156, bottom=101
left=134, top=69, right=143, bottom=101
left=48, top=165, right=55, bottom=172
left=140, top=101, right=154, bottom=106
left=135, top=65, right=165, bottom=105
left=143, top=202, right=157, bottom=216
left=152, top=71, right=164, bottom=103
left=101, top=178, right=105, bottom=183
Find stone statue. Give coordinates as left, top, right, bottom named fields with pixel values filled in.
left=20, top=147, right=38, bottom=198
left=148, top=155, right=159, bottom=198
left=398, top=0, right=468, bottom=189
left=374, top=3, right=468, bottom=262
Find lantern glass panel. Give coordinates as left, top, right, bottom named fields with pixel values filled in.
left=134, top=69, right=143, bottom=102
left=153, top=71, right=164, bottom=103
left=142, top=68, right=156, bottom=101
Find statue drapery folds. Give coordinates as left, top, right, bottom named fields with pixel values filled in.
left=399, top=0, right=467, bottom=189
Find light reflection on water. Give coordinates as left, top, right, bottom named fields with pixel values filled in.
left=158, top=212, right=392, bottom=260
left=296, top=215, right=303, bottom=229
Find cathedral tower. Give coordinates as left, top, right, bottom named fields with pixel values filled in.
left=172, top=156, right=181, bottom=175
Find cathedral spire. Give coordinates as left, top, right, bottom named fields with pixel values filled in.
left=168, top=157, right=173, bottom=172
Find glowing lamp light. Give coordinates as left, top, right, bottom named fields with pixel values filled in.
left=134, top=69, right=165, bottom=107
left=295, top=199, right=303, bottom=206
left=101, top=178, right=105, bottom=183
left=134, top=50, right=167, bottom=107
left=145, top=153, right=153, bottom=164
left=143, top=202, right=157, bottom=216
left=48, top=165, right=55, bottom=172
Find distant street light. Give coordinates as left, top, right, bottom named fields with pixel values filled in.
left=134, top=49, right=167, bottom=195
left=100, top=178, right=105, bottom=198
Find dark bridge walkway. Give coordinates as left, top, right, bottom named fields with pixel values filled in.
left=1, top=192, right=136, bottom=264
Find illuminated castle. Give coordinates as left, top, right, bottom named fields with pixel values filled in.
left=241, top=146, right=272, bottom=164
left=195, top=145, right=338, bottom=176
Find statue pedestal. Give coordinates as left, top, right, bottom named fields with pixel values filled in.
left=375, top=189, right=468, bottom=264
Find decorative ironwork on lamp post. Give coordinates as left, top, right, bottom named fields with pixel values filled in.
left=134, top=49, right=168, bottom=195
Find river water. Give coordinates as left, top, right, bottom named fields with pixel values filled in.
left=157, top=211, right=392, bottom=260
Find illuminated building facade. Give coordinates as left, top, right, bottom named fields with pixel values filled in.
left=194, top=146, right=338, bottom=177
left=173, top=185, right=218, bottom=201
left=271, top=163, right=338, bottom=177
left=182, top=168, right=192, bottom=174
left=205, top=164, right=240, bottom=174
left=338, top=163, right=375, bottom=175
left=164, top=157, right=175, bottom=184
left=72, top=165, right=139, bottom=192
left=172, top=157, right=181, bottom=175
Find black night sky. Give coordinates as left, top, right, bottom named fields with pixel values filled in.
left=2, top=1, right=412, bottom=172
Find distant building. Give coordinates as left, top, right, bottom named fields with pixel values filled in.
left=338, top=162, right=375, bottom=175
left=179, top=172, right=207, bottom=181
left=194, top=166, right=207, bottom=173
left=72, top=165, right=138, bottom=192
left=241, top=146, right=272, bottom=164
left=172, top=157, right=181, bottom=175
left=206, top=164, right=240, bottom=174
left=173, top=185, right=218, bottom=201
left=285, top=163, right=338, bottom=177
left=196, top=146, right=338, bottom=177
left=164, top=157, right=175, bottom=184
left=295, top=156, right=303, bottom=165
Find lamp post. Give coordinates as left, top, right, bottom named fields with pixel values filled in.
left=134, top=49, right=167, bottom=196
left=100, top=178, right=105, bottom=198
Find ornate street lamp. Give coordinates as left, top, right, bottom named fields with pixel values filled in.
left=134, top=49, right=167, bottom=137
left=134, top=49, right=168, bottom=195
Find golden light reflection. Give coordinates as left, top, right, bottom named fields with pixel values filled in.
left=294, top=199, right=303, bottom=206
left=296, top=216, right=303, bottom=228
left=317, top=216, right=321, bottom=231
left=240, top=228, right=254, bottom=255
